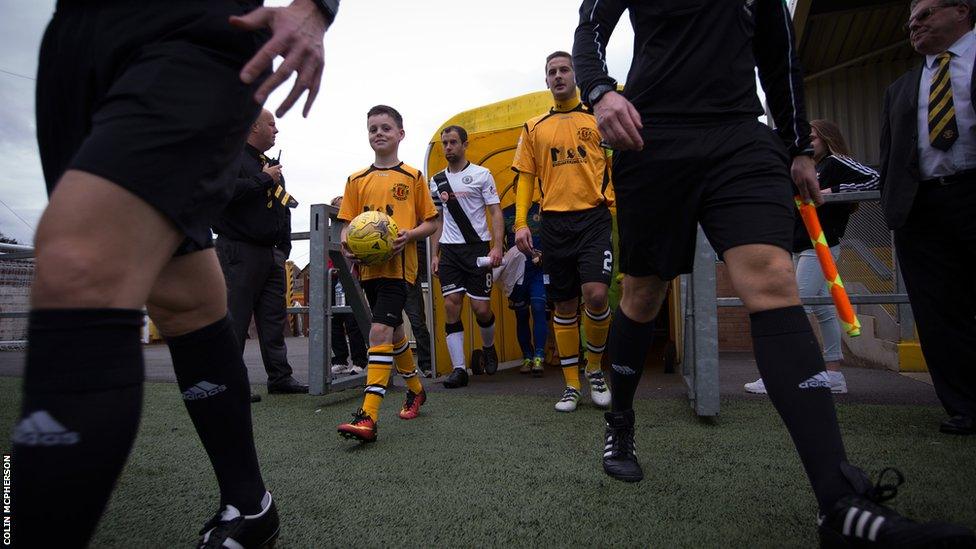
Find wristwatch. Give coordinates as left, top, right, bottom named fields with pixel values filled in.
left=311, top=0, right=339, bottom=24
left=586, top=83, right=617, bottom=108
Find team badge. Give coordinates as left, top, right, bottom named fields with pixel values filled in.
left=392, top=182, right=410, bottom=201
left=577, top=127, right=596, bottom=142
left=462, top=175, right=473, bottom=184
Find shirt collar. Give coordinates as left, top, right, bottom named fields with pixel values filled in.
left=245, top=143, right=266, bottom=161
left=925, top=30, right=975, bottom=69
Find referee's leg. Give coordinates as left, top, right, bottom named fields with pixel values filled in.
left=148, top=247, right=268, bottom=517
left=723, top=243, right=850, bottom=512
left=14, top=171, right=185, bottom=547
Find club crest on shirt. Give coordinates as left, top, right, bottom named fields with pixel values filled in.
left=392, top=182, right=410, bottom=201
left=577, top=127, right=597, bottom=142
left=462, top=175, right=473, bottom=184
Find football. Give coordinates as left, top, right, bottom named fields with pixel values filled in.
left=345, top=210, right=399, bottom=265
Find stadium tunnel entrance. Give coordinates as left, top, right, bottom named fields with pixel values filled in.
left=424, top=91, right=681, bottom=376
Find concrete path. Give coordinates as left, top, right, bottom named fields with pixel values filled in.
left=0, top=337, right=941, bottom=408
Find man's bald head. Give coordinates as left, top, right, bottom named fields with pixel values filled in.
left=248, top=109, right=278, bottom=152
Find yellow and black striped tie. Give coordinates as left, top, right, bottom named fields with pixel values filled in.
left=929, top=52, right=958, bottom=151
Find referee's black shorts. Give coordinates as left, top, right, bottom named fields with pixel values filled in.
left=540, top=206, right=613, bottom=302
left=612, top=119, right=796, bottom=280
left=36, top=0, right=268, bottom=255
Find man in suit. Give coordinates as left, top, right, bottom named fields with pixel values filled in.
left=881, top=0, right=976, bottom=435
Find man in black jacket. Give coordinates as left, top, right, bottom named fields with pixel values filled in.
left=881, top=0, right=976, bottom=436
left=573, top=0, right=975, bottom=546
left=215, top=108, right=308, bottom=395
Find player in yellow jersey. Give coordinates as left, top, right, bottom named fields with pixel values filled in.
left=513, top=51, right=613, bottom=412
left=336, top=105, right=439, bottom=443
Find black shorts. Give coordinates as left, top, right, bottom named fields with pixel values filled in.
left=613, top=119, right=796, bottom=280
left=437, top=242, right=493, bottom=301
left=36, top=0, right=268, bottom=255
left=540, top=206, right=613, bottom=302
left=362, top=278, right=408, bottom=328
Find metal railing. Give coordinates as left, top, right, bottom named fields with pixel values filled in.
left=304, top=204, right=372, bottom=394
left=680, top=191, right=912, bottom=417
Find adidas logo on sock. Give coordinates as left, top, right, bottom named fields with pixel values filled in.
left=182, top=381, right=228, bottom=401
left=798, top=371, right=832, bottom=390
left=612, top=363, right=636, bottom=375
left=12, top=410, right=80, bottom=446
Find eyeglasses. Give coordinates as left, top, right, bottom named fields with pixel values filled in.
left=907, top=3, right=959, bottom=29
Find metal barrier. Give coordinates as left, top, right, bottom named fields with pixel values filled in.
left=680, top=191, right=912, bottom=417
left=0, top=244, right=34, bottom=347
left=304, top=203, right=371, bottom=395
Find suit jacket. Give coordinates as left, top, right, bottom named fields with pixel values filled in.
left=880, top=52, right=976, bottom=229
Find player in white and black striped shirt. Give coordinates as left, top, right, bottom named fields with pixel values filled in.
left=429, top=125, right=504, bottom=388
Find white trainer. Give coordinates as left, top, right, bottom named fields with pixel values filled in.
left=587, top=371, right=611, bottom=409
left=331, top=364, right=352, bottom=375
left=828, top=371, right=848, bottom=394
left=555, top=386, right=581, bottom=412
left=744, top=378, right=767, bottom=394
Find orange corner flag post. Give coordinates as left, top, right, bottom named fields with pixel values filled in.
left=794, top=196, right=862, bottom=337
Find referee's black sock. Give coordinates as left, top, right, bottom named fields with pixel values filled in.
left=751, top=306, right=851, bottom=512
left=607, top=308, right=656, bottom=413
left=12, top=309, right=145, bottom=548
left=167, top=315, right=265, bottom=515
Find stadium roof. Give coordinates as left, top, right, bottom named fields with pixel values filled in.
left=795, top=0, right=913, bottom=83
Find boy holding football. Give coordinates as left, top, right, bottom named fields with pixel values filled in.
left=336, top=105, right=439, bottom=443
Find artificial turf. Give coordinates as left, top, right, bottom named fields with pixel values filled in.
left=1, top=376, right=973, bottom=548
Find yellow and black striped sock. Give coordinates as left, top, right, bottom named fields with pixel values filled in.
left=362, top=343, right=394, bottom=420
left=393, top=337, right=423, bottom=394
left=583, top=306, right=611, bottom=373
left=553, top=311, right=581, bottom=391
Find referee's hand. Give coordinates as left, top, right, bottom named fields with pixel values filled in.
left=515, top=228, right=534, bottom=255
left=232, top=0, right=330, bottom=118
left=791, top=155, right=823, bottom=206
left=593, top=91, right=644, bottom=151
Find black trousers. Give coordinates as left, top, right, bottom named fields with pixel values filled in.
left=216, top=236, right=294, bottom=385
left=331, top=313, right=367, bottom=366
left=403, top=281, right=432, bottom=372
left=894, top=181, right=976, bottom=418
left=331, top=277, right=367, bottom=367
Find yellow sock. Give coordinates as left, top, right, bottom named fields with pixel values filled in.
left=553, top=312, right=581, bottom=391
left=393, top=337, right=423, bottom=394
left=583, top=306, right=611, bottom=373
left=362, top=343, right=394, bottom=420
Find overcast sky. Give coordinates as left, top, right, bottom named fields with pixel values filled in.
left=0, top=0, right=639, bottom=266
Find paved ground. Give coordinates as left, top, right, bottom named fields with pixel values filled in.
left=0, top=336, right=942, bottom=409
